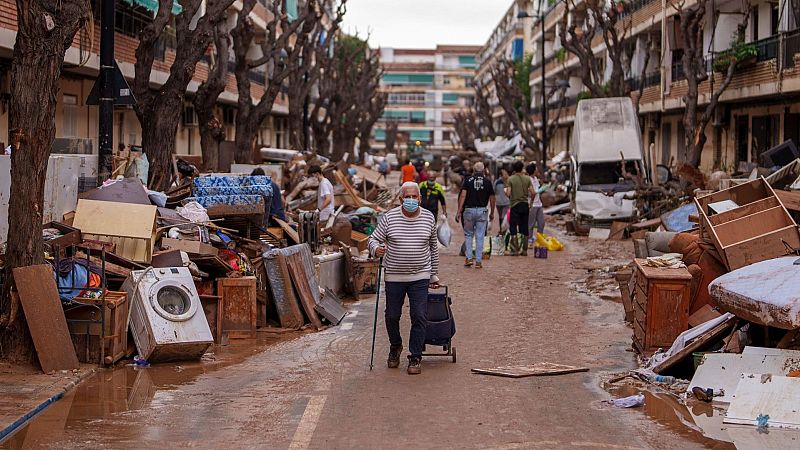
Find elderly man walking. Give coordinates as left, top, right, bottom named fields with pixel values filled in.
left=368, top=182, right=441, bottom=375
left=456, top=161, right=495, bottom=268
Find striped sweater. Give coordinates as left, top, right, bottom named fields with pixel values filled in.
left=368, top=207, right=440, bottom=283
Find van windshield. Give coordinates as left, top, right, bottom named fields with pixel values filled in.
left=577, top=161, right=640, bottom=192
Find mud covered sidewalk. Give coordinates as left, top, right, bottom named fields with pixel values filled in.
left=2, top=217, right=727, bottom=449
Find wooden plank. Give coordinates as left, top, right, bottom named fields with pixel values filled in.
left=265, top=252, right=305, bottom=329
left=334, top=170, right=363, bottom=208
left=72, top=199, right=157, bottom=239
left=13, top=265, right=79, bottom=373
left=708, top=196, right=780, bottom=226
left=607, top=221, right=627, bottom=240
left=217, top=277, right=257, bottom=339
left=714, top=206, right=792, bottom=247
left=274, top=217, right=300, bottom=244
left=688, top=304, right=722, bottom=327
left=775, top=189, right=800, bottom=213
left=471, top=363, right=589, bottom=378
left=724, top=225, right=800, bottom=271
left=286, top=253, right=323, bottom=330
left=652, top=316, right=737, bottom=374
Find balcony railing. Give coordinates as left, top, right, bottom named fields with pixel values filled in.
left=617, top=0, right=657, bottom=20
left=625, top=72, right=661, bottom=91
left=753, top=35, right=780, bottom=62
left=783, top=29, right=800, bottom=68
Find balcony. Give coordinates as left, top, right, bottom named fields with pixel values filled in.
left=616, top=0, right=657, bottom=20
left=785, top=29, right=800, bottom=68
left=625, top=72, right=661, bottom=91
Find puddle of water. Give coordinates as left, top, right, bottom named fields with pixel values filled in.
left=607, top=384, right=800, bottom=449
left=1, top=332, right=296, bottom=449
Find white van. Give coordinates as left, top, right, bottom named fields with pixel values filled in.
left=570, top=97, right=646, bottom=223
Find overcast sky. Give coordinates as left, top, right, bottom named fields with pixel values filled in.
left=341, top=0, right=514, bottom=49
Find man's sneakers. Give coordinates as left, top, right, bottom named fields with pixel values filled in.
left=407, top=357, right=422, bottom=375
left=475, top=261, right=483, bottom=269
left=464, top=258, right=474, bottom=267
left=387, top=345, right=403, bottom=368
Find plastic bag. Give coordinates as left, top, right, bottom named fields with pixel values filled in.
left=535, top=232, right=564, bottom=251
left=491, top=235, right=505, bottom=256
left=609, top=394, right=645, bottom=408
left=437, top=219, right=452, bottom=247
left=501, top=208, right=510, bottom=234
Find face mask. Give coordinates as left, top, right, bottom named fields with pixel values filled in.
left=402, top=198, right=419, bottom=213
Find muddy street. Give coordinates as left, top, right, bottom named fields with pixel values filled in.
left=2, top=214, right=729, bottom=450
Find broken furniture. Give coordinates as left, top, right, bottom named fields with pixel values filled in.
left=633, top=231, right=678, bottom=259
left=709, top=256, right=800, bottom=329
left=314, top=251, right=347, bottom=297
left=199, top=294, right=224, bottom=344
left=217, top=276, right=258, bottom=339
left=72, top=199, right=158, bottom=264
left=695, top=177, right=800, bottom=271
left=123, top=267, right=213, bottom=363
left=65, top=290, right=129, bottom=365
left=13, top=265, right=80, bottom=373
left=632, top=258, right=691, bottom=355
left=187, top=175, right=273, bottom=240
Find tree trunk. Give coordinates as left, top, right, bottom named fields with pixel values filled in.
left=234, top=117, right=258, bottom=164
left=195, top=25, right=229, bottom=172
left=1, top=0, right=89, bottom=362
left=287, top=108, right=305, bottom=150
left=139, top=97, right=183, bottom=191
left=198, top=120, right=223, bottom=172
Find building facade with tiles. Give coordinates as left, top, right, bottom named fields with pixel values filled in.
left=0, top=0, right=323, bottom=159
left=371, top=45, right=481, bottom=157
left=481, top=0, right=800, bottom=174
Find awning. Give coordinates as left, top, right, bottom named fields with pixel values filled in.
left=124, top=0, right=183, bottom=16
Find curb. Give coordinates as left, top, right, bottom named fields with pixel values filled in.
left=0, top=368, right=97, bottom=442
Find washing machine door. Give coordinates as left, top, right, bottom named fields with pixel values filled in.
left=147, top=279, right=199, bottom=322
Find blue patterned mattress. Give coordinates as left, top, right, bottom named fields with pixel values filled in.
left=185, top=195, right=265, bottom=208
left=194, top=175, right=273, bottom=188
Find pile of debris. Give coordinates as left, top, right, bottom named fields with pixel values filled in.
left=0, top=148, right=390, bottom=373
left=605, top=147, right=800, bottom=434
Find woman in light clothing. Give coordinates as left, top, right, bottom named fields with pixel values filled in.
left=493, top=169, right=510, bottom=233
left=526, top=163, right=549, bottom=242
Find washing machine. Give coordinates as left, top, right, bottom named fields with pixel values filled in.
left=123, top=267, right=213, bottom=363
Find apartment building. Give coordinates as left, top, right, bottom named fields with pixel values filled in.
left=523, top=0, right=800, bottom=173
left=371, top=45, right=481, bottom=155
left=475, top=0, right=536, bottom=124
left=0, top=0, right=315, bottom=159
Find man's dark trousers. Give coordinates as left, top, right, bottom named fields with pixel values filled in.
left=384, top=279, right=428, bottom=359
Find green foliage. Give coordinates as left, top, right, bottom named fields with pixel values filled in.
left=555, top=48, right=567, bottom=63
left=576, top=91, right=592, bottom=102
left=514, top=54, right=533, bottom=109
left=713, top=35, right=758, bottom=72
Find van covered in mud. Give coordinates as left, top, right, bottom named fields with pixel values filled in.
left=570, top=97, right=645, bottom=223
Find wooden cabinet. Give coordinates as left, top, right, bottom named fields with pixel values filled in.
left=217, top=277, right=257, bottom=339
left=632, top=259, right=692, bottom=355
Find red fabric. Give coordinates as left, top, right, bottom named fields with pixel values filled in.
left=669, top=232, right=728, bottom=315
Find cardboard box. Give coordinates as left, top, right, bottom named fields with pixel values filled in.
left=72, top=199, right=157, bottom=263
left=160, top=237, right=218, bottom=256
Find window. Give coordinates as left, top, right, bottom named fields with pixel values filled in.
left=771, top=3, right=779, bottom=35
left=387, top=93, right=426, bottom=105
left=408, top=130, right=432, bottom=142
left=62, top=94, right=78, bottom=137
left=753, top=7, right=759, bottom=41
left=442, top=93, right=459, bottom=105
left=458, top=55, right=476, bottom=68
left=373, top=129, right=386, bottom=141
left=410, top=111, right=425, bottom=123
left=511, top=39, right=524, bottom=61
left=442, top=130, right=452, bottom=142
left=286, top=0, right=298, bottom=21
left=382, top=73, right=434, bottom=85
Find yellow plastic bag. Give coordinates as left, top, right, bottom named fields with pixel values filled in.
left=535, top=232, right=564, bottom=251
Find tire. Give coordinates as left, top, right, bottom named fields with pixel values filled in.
left=451, top=346, right=457, bottom=363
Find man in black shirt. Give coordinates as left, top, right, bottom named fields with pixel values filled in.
left=456, top=162, right=495, bottom=268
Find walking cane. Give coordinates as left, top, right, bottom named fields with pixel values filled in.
left=369, top=255, right=384, bottom=371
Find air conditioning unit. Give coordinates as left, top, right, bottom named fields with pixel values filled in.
left=182, top=105, right=198, bottom=126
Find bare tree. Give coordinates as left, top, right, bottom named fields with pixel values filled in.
left=559, top=0, right=632, bottom=98
left=492, top=58, right=567, bottom=161
left=452, top=110, right=480, bottom=149
left=310, top=33, right=383, bottom=160
left=472, top=79, right=501, bottom=139
left=675, top=0, right=751, bottom=185
left=231, top=0, right=314, bottom=163
left=383, top=119, right=399, bottom=155
left=355, top=73, right=387, bottom=159
left=285, top=0, right=346, bottom=150
left=1, top=0, right=90, bottom=361
left=194, top=23, right=230, bottom=172
left=133, top=0, right=236, bottom=191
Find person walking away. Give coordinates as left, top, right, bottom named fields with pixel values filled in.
left=525, top=163, right=549, bottom=245
left=250, top=167, right=286, bottom=225
left=505, top=160, right=536, bottom=256
left=419, top=171, right=447, bottom=220
left=418, top=163, right=429, bottom=183
left=308, top=165, right=334, bottom=222
left=400, top=159, right=417, bottom=185
left=494, top=168, right=510, bottom=233
left=369, top=182, right=441, bottom=375
left=456, top=162, right=495, bottom=268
